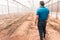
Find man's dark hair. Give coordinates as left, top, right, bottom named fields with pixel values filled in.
left=40, top=1, right=45, bottom=6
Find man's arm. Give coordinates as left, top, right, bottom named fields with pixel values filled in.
left=46, top=9, right=50, bottom=22
left=35, top=15, right=38, bottom=25
left=46, top=14, right=50, bottom=22
left=35, top=9, right=39, bottom=25
left=33, top=9, right=39, bottom=26
left=34, top=14, right=38, bottom=26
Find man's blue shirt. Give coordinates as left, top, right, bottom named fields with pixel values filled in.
left=36, top=6, right=49, bottom=21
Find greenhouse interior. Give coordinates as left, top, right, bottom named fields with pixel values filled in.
left=0, top=0, right=60, bottom=40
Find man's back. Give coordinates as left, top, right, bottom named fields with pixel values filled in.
left=36, top=6, right=49, bottom=21
left=36, top=1, right=50, bottom=40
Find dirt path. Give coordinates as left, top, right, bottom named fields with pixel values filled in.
left=0, top=14, right=31, bottom=40
left=0, top=13, right=60, bottom=40
left=46, top=23, right=60, bottom=40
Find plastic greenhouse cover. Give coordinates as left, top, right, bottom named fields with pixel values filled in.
left=0, top=0, right=58, bottom=14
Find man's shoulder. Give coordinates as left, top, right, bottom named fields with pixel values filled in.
left=36, top=8, right=41, bottom=12
left=45, top=7, right=49, bottom=10
left=37, top=8, right=42, bottom=11
left=37, top=7, right=49, bottom=11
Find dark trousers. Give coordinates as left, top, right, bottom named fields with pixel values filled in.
left=38, top=20, right=47, bottom=40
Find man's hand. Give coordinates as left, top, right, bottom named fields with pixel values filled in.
left=35, top=15, right=38, bottom=26
left=33, top=14, right=38, bottom=26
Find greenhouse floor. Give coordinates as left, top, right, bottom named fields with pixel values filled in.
left=0, top=13, right=60, bottom=40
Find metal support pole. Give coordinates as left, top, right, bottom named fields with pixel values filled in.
left=1, top=5, right=3, bottom=15
left=1, top=0, right=3, bottom=15
left=17, top=4, right=19, bottom=13
left=56, top=0, right=59, bottom=19
left=16, top=5, right=19, bottom=17
left=32, top=0, right=34, bottom=11
left=45, top=0, right=51, bottom=4
left=51, top=0, right=53, bottom=17
left=7, top=0, right=11, bottom=17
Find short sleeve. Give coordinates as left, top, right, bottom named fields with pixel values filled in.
left=36, top=9, right=39, bottom=15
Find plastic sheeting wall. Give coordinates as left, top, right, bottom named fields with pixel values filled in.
left=46, top=0, right=60, bottom=19
left=0, top=0, right=31, bottom=15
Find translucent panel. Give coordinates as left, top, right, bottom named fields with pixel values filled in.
left=52, top=3, right=57, bottom=12
left=0, top=6, right=3, bottom=14
left=0, top=0, right=7, bottom=5
left=16, top=0, right=31, bottom=8
left=0, top=0, right=53, bottom=15
left=58, top=1, right=60, bottom=12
